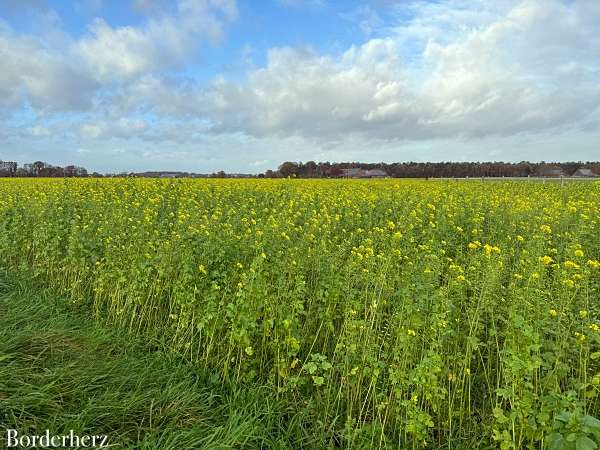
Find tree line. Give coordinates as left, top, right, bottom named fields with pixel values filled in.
left=0, top=160, right=95, bottom=178
left=273, top=161, right=600, bottom=178
left=2, top=159, right=599, bottom=179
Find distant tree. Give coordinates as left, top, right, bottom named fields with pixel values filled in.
left=64, top=165, right=77, bottom=177
left=328, top=166, right=343, bottom=177
left=278, top=161, right=300, bottom=178
left=303, top=161, right=318, bottom=177
left=0, top=161, right=17, bottom=177
left=31, top=161, right=46, bottom=177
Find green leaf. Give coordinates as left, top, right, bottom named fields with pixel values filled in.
left=321, top=361, right=332, bottom=371
left=556, top=411, right=573, bottom=422
left=582, top=416, right=600, bottom=430
left=312, top=376, right=325, bottom=386
left=547, top=433, right=568, bottom=450
left=576, top=436, right=597, bottom=450
left=304, top=362, right=318, bottom=375
left=493, top=407, right=509, bottom=424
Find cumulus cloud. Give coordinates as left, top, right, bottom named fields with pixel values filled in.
left=0, top=22, right=98, bottom=111
left=76, top=0, right=238, bottom=81
left=79, top=118, right=148, bottom=140
left=205, top=41, right=416, bottom=138
left=0, top=0, right=237, bottom=112
left=202, top=0, right=600, bottom=142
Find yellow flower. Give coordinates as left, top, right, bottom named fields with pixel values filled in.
left=580, top=310, right=588, bottom=318
left=549, top=309, right=558, bottom=317
left=539, top=255, right=553, bottom=265
left=198, top=264, right=207, bottom=274
left=589, top=324, right=599, bottom=332
left=468, top=241, right=481, bottom=250
left=407, top=329, right=416, bottom=336
left=484, top=244, right=493, bottom=256
left=516, top=235, right=524, bottom=241
left=574, top=249, right=584, bottom=258
left=540, top=224, right=552, bottom=234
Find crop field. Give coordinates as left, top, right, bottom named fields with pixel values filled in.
left=1, top=178, right=600, bottom=449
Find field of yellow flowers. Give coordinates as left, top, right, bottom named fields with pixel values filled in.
left=1, top=178, right=600, bottom=448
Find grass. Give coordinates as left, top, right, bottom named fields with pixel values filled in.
left=0, top=268, right=333, bottom=450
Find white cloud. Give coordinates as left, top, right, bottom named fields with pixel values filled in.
left=79, top=118, right=148, bottom=140
left=0, top=0, right=238, bottom=113
left=27, top=125, right=51, bottom=137
left=202, top=0, right=600, bottom=142
left=0, top=22, right=98, bottom=111
left=76, top=0, right=237, bottom=81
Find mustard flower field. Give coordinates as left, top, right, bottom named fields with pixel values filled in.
left=1, top=178, right=600, bottom=449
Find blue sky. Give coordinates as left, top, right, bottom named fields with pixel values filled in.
left=1, top=0, right=599, bottom=173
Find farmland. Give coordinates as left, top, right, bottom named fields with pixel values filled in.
left=1, top=178, right=600, bottom=449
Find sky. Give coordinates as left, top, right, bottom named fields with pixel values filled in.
left=0, top=0, right=599, bottom=173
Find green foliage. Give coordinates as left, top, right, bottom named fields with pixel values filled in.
left=1, top=178, right=600, bottom=448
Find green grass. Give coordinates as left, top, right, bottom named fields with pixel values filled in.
left=0, top=269, right=336, bottom=450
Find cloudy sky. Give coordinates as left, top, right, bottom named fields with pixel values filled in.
left=0, top=0, right=599, bottom=173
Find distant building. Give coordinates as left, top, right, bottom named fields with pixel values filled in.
left=537, top=167, right=565, bottom=178
left=362, top=169, right=388, bottom=178
left=572, top=168, right=599, bottom=177
left=340, top=168, right=364, bottom=178
left=340, top=168, right=388, bottom=178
